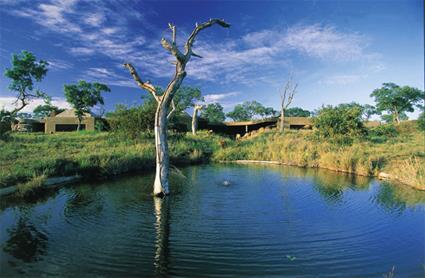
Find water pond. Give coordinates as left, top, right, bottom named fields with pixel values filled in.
left=1, top=164, right=424, bottom=277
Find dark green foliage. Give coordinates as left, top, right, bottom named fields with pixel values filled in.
left=0, top=109, right=12, bottom=140
left=171, top=86, right=203, bottom=115
left=371, top=83, right=424, bottom=123
left=64, top=80, right=110, bottom=129
left=362, top=104, right=376, bottom=121
left=313, top=103, right=366, bottom=143
left=367, top=124, right=399, bottom=143
left=227, top=101, right=277, bottom=121
left=417, top=112, right=425, bottom=131
left=284, top=107, right=311, bottom=117
left=107, top=103, right=155, bottom=139
left=33, top=104, right=65, bottom=119
left=201, top=103, right=226, bottom=123
left=381, top=112, right=408, bottom=123
left=4, top=50, right=49, bottom=114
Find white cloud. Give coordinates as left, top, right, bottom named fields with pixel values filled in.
left=285, top=25, right=365, bottom=61
left=6, top=1, right=381, bottom=86
left=319, top=74, right=366, bottom=85
left=48, top=59, right=73, bottom=70
left=83, top=12, right=105, bottom=27
left=69, top=47, right=96, bottom=56
left=0, top=97, right=71, bottom=113
left=84, top=67, right=138, bottom=88
left=204, top=92, right=240, bottom=103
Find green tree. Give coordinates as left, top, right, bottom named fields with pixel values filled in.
left=284, top=107, right=311, bottom=117
left=313, top=103, right=366, bottom=142
left=381, top=112, right=408, bottom=123
left=370, top=83, right=424, bottom=124
left=33, top=103, right=65, bottom=119
left=4, top=50, right=49, bottom=115
left=201, top=103, right=226, bottom=123
left=227, top=101, right=276, bottom=121
left=171, top=86, right=203, bottom=115
left=362, top=104, right=376, bottom=122
left=64, top=81, right=110, bottom=131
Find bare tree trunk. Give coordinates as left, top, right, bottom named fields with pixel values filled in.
left=153, top=105, right=170, bottom=196
left=280, top=109, right=285, bottom=132
left=191, top=105, right=202, bottom=135
left=394, top=108, right=400, bottom=124
left=77, top=117, right=81, bottom=131
left=124, top=19, right=230, bottom=196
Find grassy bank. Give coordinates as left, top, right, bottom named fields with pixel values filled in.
left=1, top=122, right=423, bottom=193
left=0, top=131, right=230, bottom=189
left=213, top=122, right=425, bottom=190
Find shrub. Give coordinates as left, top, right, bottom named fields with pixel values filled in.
left=313, top=103, right=366, bottom=143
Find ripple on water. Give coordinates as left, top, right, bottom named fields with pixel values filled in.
left=0, top=164, right=424, bottom=277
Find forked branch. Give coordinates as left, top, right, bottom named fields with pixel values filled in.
left=123, top=63, right=159, bottom=102
left=167, top=99, right=176, bottom=119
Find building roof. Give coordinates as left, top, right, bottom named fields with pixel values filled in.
left=55, top=109, right=95, bottom=118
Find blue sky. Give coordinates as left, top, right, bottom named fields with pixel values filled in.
left=0, top=0, right=423, bottom=118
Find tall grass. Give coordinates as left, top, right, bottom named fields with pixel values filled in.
left=0, top=130, right=231, bottom=188
left=214, top=122, right=424, bottom=189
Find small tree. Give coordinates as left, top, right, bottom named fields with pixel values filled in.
left=280, top=77, right=297, bottom=132
left=370, top=83, right=424, bottom=124
left=201, top=103, right=225, bottom=123
left=124, top=19, right=230, bottom=196
left=33, top=103, right=65, bottom=119
left=64, top=81, right=110, bottom=131
left=4, top=50, right=49, bottom=116
left=362, top=104, right=376, bottom=122
left=285, top=107, right=311, bottom=117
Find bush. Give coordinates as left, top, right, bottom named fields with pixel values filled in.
left=107, top=103, right=155, bottom=140
left=0, top=109, right=12, bottom=141
left=313, top=103, right=366, bottom=143
left=367, top=124, right=398, bottom=142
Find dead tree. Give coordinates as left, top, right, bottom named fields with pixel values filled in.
left=191, top=104, right=203, bottom=135
left=124, top=19, right=230, bottom=196
left=280, top=77, right=297, bottom=132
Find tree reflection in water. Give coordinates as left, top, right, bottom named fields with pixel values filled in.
left=3, top=215, right=48, bottom=263
left=153, top=197, right=170, bottom=277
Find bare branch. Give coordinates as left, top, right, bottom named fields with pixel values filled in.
left=191, top=52, right=203, bottom=59
left=184, top=18, right=230, bottom=59
left=123, top=63, right=159, bottom=102
left=167, top=99, right=176, bottom=120
left=160, top=38, right=185, bottom=62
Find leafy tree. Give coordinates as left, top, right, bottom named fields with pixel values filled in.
left=284, top=107, right=311, bottom=117
left=201, top=103, right=225, bottom=123
left=33, top=103, right=65, bottom=119
left=313, top=103, right=366, bottom=142
left=64, top=81, right=110, bottom=131
left=381, top=112, right=408, bottom=123
left=227, top=101, right=276, bottom=121
left=4, top=50, right=49, bottom=115
left=16, top=112, right=32, bottom=119
left=362, top=104, right=376, bottom=122
left=370, top=83, right=424, bottom=124
left=417, top=112, right=425, bottom=131
left=171, top=86, right=203, bottom=115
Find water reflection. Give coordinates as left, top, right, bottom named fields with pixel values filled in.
left=374, top=182, right=425, bottom=212
left=153, top=197, right=170, bottom=277
left=3, top=215, right=48, bottom=263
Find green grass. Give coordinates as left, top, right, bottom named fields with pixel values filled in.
left=0, top=130, right=230, bottom=188
left=213, top=121, right=425, bottom=189
left=1, top=121, right=423, bottom=191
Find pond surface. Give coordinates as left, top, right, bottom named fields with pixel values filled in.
left=0, top=164, right=424, bottom=277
